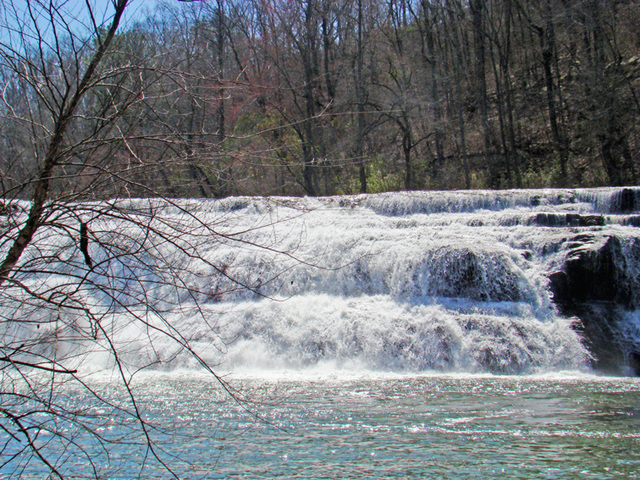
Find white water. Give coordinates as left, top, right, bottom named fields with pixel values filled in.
left=3, top=187, right=640, bottom=377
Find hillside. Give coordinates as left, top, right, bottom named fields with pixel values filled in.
left=1, top=0, right=639, bottom=200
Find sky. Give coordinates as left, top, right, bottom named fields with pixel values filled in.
left=3, top=1, right=162, bottom=29
left=1, top=1, right=214, bottom=53
left=0, top=1, right=168, bottom=48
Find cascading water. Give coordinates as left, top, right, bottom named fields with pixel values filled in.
left=3, top=187, right=640, bottom=376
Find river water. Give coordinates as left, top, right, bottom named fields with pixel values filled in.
left=11, top=372, right=633, bottom=479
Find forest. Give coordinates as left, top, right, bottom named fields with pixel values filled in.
left=1, top=0, right=639, bottom=200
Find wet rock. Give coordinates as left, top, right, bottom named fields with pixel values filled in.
left=610, top=188, right=639, bottom=213
left=629, top=352, right=640, bottom=376
left=432, top=250, right=522, bottom=302
left=622, top=215, right=640, bottom=227
left=568, top=214, right=606, bottom=227
left=549, top=235, right=640, bottom=374
left=565, top=304, right=627, bottom=375
left=550, top=236, right=632, bottom=307
left=529, top=213, right=605, bottom=227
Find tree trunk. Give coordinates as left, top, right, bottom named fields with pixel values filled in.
left=421, top=0, right=444, bottom=183
left=539, top=0, right=568, bottom=181
left=0, top=0, right=129, bottom=285
left=403, top=126, right=413, bottom=190
left=215, top=0, right=229, bottom=197
left=469, top=0, right=495, bottom=187
left=446, top=1, right=471, bottom=188
left=302, top=0, right=320, bottom=196
left=356, top=0, right=367, bottom=193
left=500, top=0, right=521, bottom=187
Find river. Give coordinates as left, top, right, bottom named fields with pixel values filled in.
left=9, top=372, right=639, bottom=479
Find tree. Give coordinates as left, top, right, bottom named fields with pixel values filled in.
left=581, top=0, right=637, bottom=186
left=531, top=0, right=569, bottom=181
left=419, top=0, right=446, bottom=184
left=469, top=0, right=497, bottom=186
left=0, top=1, right=290, bottom=476
left=355, top=0, right=368, bottom=192
left=377, top=0, right=424, bottom=190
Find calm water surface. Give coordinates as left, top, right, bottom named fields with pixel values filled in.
left=93, top=373, right=640, bottom=479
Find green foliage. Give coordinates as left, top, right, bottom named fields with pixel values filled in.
left=366, top=155, right=403, bottom=193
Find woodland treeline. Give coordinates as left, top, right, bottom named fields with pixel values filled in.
left=2, top=0, right=639, bottom=199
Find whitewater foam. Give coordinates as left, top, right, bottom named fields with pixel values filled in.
left=2, top=187, right=640, bottom=376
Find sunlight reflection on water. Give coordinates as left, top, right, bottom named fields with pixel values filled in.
left=63, top=372, right=640, bottom=479
left=2, top=372, right=639, bottom=478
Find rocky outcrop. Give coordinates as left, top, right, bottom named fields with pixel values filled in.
left=549, top=234, right=640, bottom=374
left=549, top=236, right=634, bottom=307
left=529, top=213, right=605, bottom=227
left=610, top=188, right=639, bottom=213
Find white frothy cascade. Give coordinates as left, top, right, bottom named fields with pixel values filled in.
left=4, top=188, right=640, bottom=375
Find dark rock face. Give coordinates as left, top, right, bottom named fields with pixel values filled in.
left=550, top=236, right=633, bottom=307
left=429, top=250, right=523, bottom=302
left=623, top=215, right=640, bottom=227
left=610, top=188, right=639, bottom=213
left=549, top=235, right=640, bottom=375
left=529, top=213, right=605, bottom=227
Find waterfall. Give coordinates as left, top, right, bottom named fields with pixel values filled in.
left=3, top=187, right=640, bottom=375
